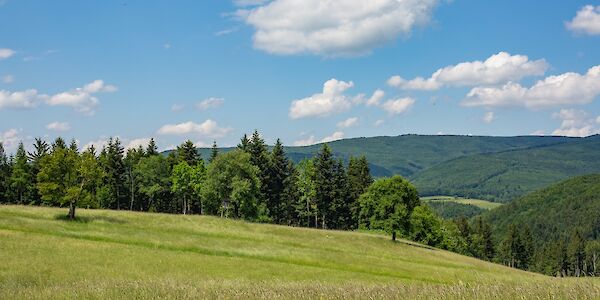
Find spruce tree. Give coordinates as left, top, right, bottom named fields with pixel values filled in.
left=0, top=143, right=10, bottom=203
left=10, top=142, right=31, bottom=204
left=313, top=144, right=335, bottom=229
left=568, top=229, right=586, bottom=277
left=237, top=134, right=250, bottom=152
left=248, top=130, right=271, bottom=218
left=177, top=140, right=200, bottom=166
left=52, top=137, right=67, bottom=152
left=102, top=138, right=127, bottom=210
left=146, top=138, right=158, bottom=156
left=27, top=138, right=50, bottom=205
left=347, top=156, right=373, bottom=228
left=330, top=158, right=351, bottom=229
left=210, top=141, right=219, bottom=163
left=267, top=139, right=290, bottom=223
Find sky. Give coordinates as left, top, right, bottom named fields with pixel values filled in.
left=1, top=0, right=600, bottom=153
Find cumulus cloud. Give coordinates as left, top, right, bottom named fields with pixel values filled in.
left=0, top=128, right=21, bottom=151
left=157, top=119, right=233, bottom=137
left=0, top=89, right=43, bottom=109
left=551, top=109, right=599, bottom=137
left=196, top=97, right=225, bottom=111
left=293, top=131, right=345, bottom=146
left=0, top=48, right=15, bottom=60
left=125, top=137, right=151, bottom=151
left=381, top=97, right=415, bottom=115
left=289, top=79, right=354, bottom=119
left=482, top=111, right=495, bottom=123
left=388, top=52, right=548, bottom=90
left=366, top=89, right=385, bottom=106
left=566, top=5, right=600, bottom=35
left=238, top=0, right=439, bottom=56
left=337, top=117, right=359, bottom=129
left=47, top=80, right=117, bottom=115
left=462, top=65, right=600, bottom=109
left=46, top=121, right=71, bottom=132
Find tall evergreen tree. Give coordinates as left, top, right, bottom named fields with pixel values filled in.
left=248, top=130, right=271, bottom=217
left=10, top=142, right=31, bottom=204
left=237, top=134, right=250, bottom=152
left=0, top=143, right=10, bottom=203
left=347, top=156, right=373, bottom=228
left=101, top=138, right=127, bottom=210
left=330, top=159, right=351, bottom=230
left=52, top=137, right=67, bottom=152
left=473, top=217, right=495, bottom=261
left=568, top=229, right=586, bottom=277
left=27, top=138, right=50, bottom=205
left=266, top=139, right=290, bottom=223
left=69, top=139, right=79, bottom=153
left=500, top=224, right=523, bottom=268
left=146, top=138, right=158, bottom=156
left=313, top=144, right=335, bottom=229
left=519, top=226, right=534, bottom=270
left=177, top=140, right=200, bottom=166
left=209, top=141, right=219, bottom=163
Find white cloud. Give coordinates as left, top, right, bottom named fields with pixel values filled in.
left=289, top=79, right=354, bottom=119
left=125, top=138, right=151, bottom=151
left=47, top=80, right=117, bottom=115
left=0, top=89, right=43, bottom=109
left=196, top=97, right=225, bottom=111
left=551, top=109, right=599, bottom=137
left=2, top=75, right=14, bottom=84
left=374, top=119, right=385, bottom=127
left=482, top=112, right=495, bottom=123
left=366, top=89, right=385, bottom=106
left=293, top=131, right=345, bottom=146
left=0, top=48, right=15, bottom=60
left=215, top=27, right=239, bottom=36
left=193, top=141, right=212, bottom=148
left=462, top=65, right=600, bottom=109
left=381, top=97, right=415, bottom=115
left=157, top=119, right=233, bottom=137
left=388, top=52, right=548, bottom=90
left=0, top=128, right=21, bottom=151
left=46, top=121, right=71, bottom=132
left=238, top=0, right=439, bottom=56
left=566, top=5, right=600, bottom=35
left=337, top=117, right=359, bottom=129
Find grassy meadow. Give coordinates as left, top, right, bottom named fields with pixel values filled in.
left=0, top=205, right=598, bottom=299
left=422, top=196, right=503, bottom=210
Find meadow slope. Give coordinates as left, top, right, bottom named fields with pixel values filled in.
left=0, top=205, right=598, bottom=299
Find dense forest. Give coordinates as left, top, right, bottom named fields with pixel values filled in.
left=0, top=132, right=598, bottom=277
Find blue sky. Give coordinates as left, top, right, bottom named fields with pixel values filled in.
left=1, top=0, right=599, bottom=153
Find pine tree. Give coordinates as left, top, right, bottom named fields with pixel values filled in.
left=347, top=156, right=373, bottom=229
left=27, top=138, right=50, bottom=205
left=208, top=141, right=218, bottom=163
left=519, top=225, right=534, bottom=270
left=237, top=134, right=250, bottom=152
left=266, top=139, right=290, bottom=223
left=313, top=144, right=335, bottom=229
left=330, top=158, right=351, bottom=229
left=101, top=138, right=127, bottom=210
left=146, top=138, right=158, bottom=156
left=69, top=139, right=79, bottom=153
left=500, top=224, right=523, bottom=268
left=248, top=130, right=271, bottom=217
left=0, top=143, right=11, bottom=203
left=177, top=140, right=200, bottom=166
left=10, top=142, right=31, bottom=204
left=52, top=137, right=67, bottom=152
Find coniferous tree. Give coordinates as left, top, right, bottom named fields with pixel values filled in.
left=266, top=139, right=290, bottom=223
left=237, top=134, right=250, bottom=152
left=281, top=161, right=300, bottom=225
left=101, top=138, right=127, bottom=210
left=52, top=137, right=67, bottom=151
left=519, top=226, right=534, bottom=270
left=124, top=147, right=145, bottom=210
left=10, top=142, right=31, bottom=204
left=146, top=138, right=158, bottom=156
left=0, top=143, right=10, bottom=203
left=210, top=141, right=219, bottom=163
left=330, top=159, right=351, bottom=229
left=500, top=224, right=523, bottom=268
left=347, top=156, right=373, bottom=228
left=27, top=138, right=50, bottom=205
left=472, top=217, right=495, bottom=261
left=177, top=140, right=200, bottom=166
left=248, top=131, right=271, bottom=218
left=313, top=144, right=335, bottom=229
left=69, top=139, right=79, bottom=153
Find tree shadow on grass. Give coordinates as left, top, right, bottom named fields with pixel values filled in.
left=54, top=214, right=126, bottom=224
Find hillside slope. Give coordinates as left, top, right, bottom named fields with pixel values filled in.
left=2, top=205, right=595, bottom=299
left=190, top=135, right=573, bottom=177
left=412, top=135, right=600, bottom=202
left=483, top=174, right=600, bottom=248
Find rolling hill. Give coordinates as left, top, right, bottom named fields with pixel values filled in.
left=411, top=135, right=600, bottom=202
left=483, top=174, right=600, bottom=248
left=1, top=205, right=596, bottom=299
left=188, top=135, right=574, bottom=177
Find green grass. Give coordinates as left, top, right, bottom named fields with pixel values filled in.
left=0, top=205, right=598, bottom=299
left=422, top=196, right=503, bottom=210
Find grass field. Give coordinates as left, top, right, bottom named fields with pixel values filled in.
left=422, top=196, right=503, bottom=210
left=0, top=205, right=598, bottom=299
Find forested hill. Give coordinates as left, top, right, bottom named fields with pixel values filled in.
left=181, top=135, right=574, bottom=177
left=411, top=135, right=600, bottom=202
left=483, top=174, right=600, bottom=247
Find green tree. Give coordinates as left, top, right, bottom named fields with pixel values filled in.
left=27, top=138, right=50, bottom=205
left=329, top=159, right=351, bottom=230
left=585, top=240, right=600, bottom=276
left=177, top=140, right=200, bottom=166
left=295, top=159, right=317, bottom=227
left=237, top=134, right=250, bottom=152
left=409, top=205, right=443, bottom=247
left=265, top=139, right=291, bottom=223
left=472, top=217, right=495, bottom=260
left=10, top=142, right=31, bottom=204
left=124, top=146, right=145, bottom=210
left=209, top=141, right=219, bottom=163
left=0, top=143, right=10, bottom=203
left=500, top=224, right=523, bottom=268
left=358, top=175, right=420, bottom=241
left=347, top=155, right=373, bottom=228
left=568, top=229, right=586, bottom=277
left=37, top=143, right=79, bottom=218
left=201, top=150, right=262, bottom=221
left=135, top=155, right=171, bottom=212
left=313, top=144, right=336, bottom=229
left=519, top=226, right=534, bottom=270
left=171, top=161, right=205, bottom=214
left=248, top=130, right=271, bottom=216
left=100, top=138, right=127, bottom=210
left=146, top=138, right=158, bottom=156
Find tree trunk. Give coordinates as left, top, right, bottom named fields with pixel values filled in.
left=392, top=231, right=396, bottom=241
left=68, top=200, right=76, bottom=220
left=322, top=214, right=326, bottom=230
